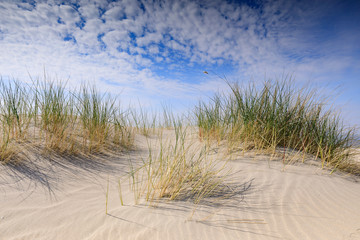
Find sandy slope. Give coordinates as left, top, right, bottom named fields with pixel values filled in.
left=1, top=129, right=360, bottom=240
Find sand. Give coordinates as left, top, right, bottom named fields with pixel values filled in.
left=1, top=129, right=360, bottom=240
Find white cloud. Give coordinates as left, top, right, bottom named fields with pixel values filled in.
left=58, top=4, right=80, bottom=24
left=0, top=0, right=359, bottom=125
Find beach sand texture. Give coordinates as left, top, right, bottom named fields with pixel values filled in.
left=1, top=129, right=360, bottom=240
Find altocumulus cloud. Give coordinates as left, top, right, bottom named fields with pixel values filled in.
left=0, top=0, right=359, bottom=125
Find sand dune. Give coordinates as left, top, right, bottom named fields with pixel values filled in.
left=1, top=130, right=360, bottom=240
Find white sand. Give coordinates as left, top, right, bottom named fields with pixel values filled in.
left=1, top=130, right=360, bottom=240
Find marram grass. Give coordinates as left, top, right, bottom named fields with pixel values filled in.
left=127, top=123, right=235, bottom=205
left=0, top=78, right=134, bottom=162
left=1, top=74, right=359, bottom=212
left=195, top=78, right=359, bottom=175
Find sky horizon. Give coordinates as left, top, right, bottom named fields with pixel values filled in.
left=0, top=0, right=359, bottom=129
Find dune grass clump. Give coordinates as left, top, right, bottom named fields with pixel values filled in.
left=35, top=80, right=78, bottom=153
left=35, top=80, right=134, bottom=154
left=0, top=77, right=134, bottom=163
left=0, top=79, right=34, bottom=162
left=0, top=80, right=33, bottom=140
left=196, top=94, right=229, bottom=143
left=78, top=85, right=117, bottom=152
left=195, top=78, right=358, bottom=174
left=128, top=122, right=232, bottom=205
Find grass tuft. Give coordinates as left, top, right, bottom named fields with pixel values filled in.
left=0, top=77, right=134, bottom=162
left=128, top=123, right=234, bottom=205
left=195, top=78, right=359, bottom=174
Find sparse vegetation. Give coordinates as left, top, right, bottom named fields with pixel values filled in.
left=0, top=73, right=359, bottom=212
left=130, top=106, right=158, bottom=137
left=127, top=122, right=235, bottom=205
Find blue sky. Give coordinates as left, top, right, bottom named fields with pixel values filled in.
left=0, top=0, right=359, bottom=128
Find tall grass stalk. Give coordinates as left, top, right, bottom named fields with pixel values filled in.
left=118, top=178, right=124, bottom=206
left=106, top=176, right=109, bottom=214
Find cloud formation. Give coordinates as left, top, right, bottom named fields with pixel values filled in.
left=0, top=0, right=359, bottom=124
